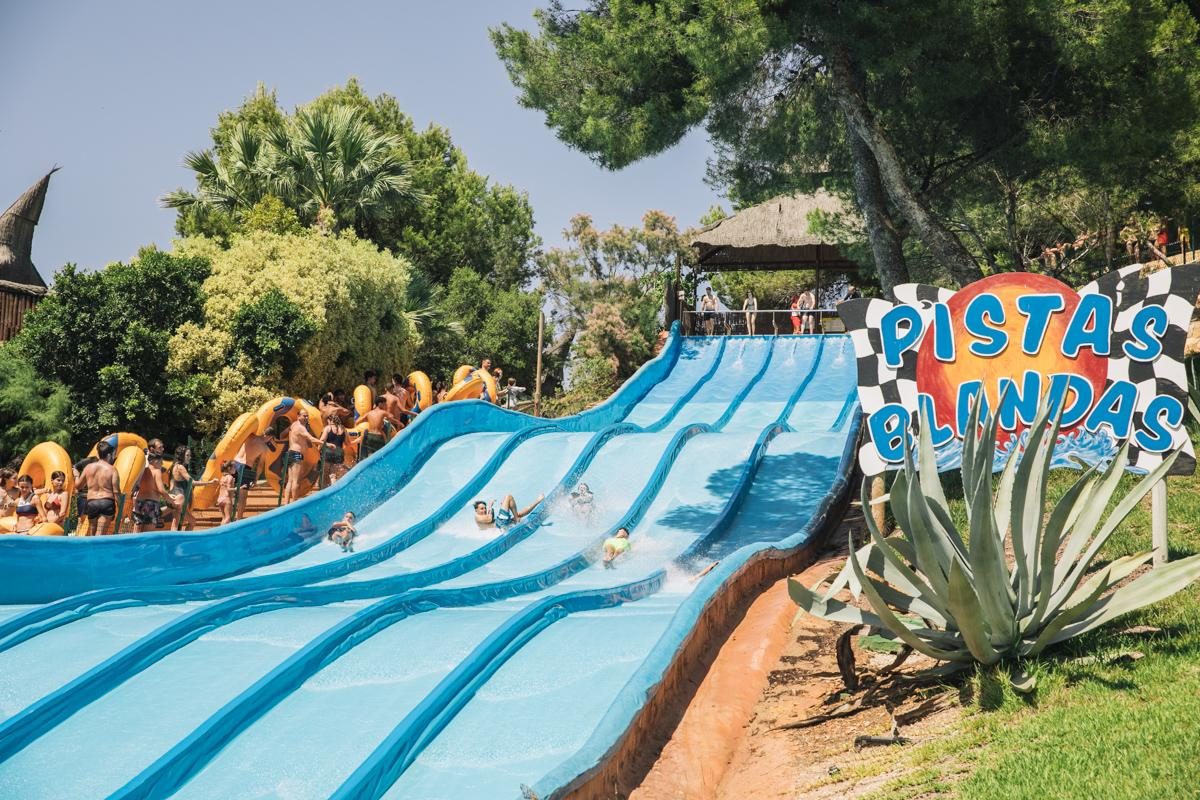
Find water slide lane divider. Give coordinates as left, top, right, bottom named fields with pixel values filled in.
left=74, top=346, right=783, bottom=795
left=0, top=336, right=725, bottom=652
left=0, top=323, right=687, bottom=604
left=326, top=573, right=667, bottom=800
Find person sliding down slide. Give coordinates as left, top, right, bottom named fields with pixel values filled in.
left=602, top=527, right=631, bottom=568
left=473, top=494, right=544, bottom=531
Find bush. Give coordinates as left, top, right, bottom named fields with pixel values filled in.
left=0, top=344, right=71, bottom=463
left=169, top=229, right=415, bottom=432
left=229, top=288, right=317, bottom=379
left=17, top=250, right=210, bottom=445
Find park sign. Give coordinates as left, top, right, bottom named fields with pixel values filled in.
left=838, top=264, right=1200, bottom=477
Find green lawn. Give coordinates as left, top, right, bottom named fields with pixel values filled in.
left=855, top=452, right=1200, bottom=800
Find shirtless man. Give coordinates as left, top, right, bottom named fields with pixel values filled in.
left=700, top=287, right=718, bottom=335
left=283, top=414, right=323, bottom=505
left=798, top=285, right=817, bottom=334
left=480, top=358, right=493, bottom=375
left=473, top=494, right=544, bottom=531
left=132, top=438, right=174, bottom=532
left=232, top=432, right=273, bottom=520
left=78, top=441, right=121, bottom=536
left=360, top=395, right=401, bottom=459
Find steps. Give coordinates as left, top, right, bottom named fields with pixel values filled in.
left=188, top=484, right=281, bottom=531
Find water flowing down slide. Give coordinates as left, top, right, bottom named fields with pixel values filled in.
left=0, top=330, right=861, bottom=799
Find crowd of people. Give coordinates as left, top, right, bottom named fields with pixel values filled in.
left=5, top=359, right=531, bottom=538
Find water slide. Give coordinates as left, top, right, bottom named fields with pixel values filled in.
left=0, top=330, right=861, bottom=799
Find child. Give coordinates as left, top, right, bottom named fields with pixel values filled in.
left=327, top=511, right=357, bottom=552
left=216, top=461, right=237, bottom=525
left=602, top=527, right=631, bottom=569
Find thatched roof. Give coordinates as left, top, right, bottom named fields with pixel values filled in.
left=0, top=169, right=56, bottom=294
left=692, top=190, right=859, bottom=271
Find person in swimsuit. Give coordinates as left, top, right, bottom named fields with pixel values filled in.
left=473, top=494, right=544, bottom=531
left=326, top=511, right=357, bottom=552
left=231, top=432, right=273, bottom=521
left=569, top=482, right=594, bottom=517
left=216, top=461, right=237, bottom=525
left=790, top=294, right=802, bottom=335
left=320, top=412, right=349, bottom=485
left=11, top=475, right=44, bottom=534
left=743, top=290, right=758, bottom=335
left=319, top=391, right=351, bottom=422
left=132, top=438, right=173, bottom=533
left=602, top=527, right=631, bottom=568
left=384, top=378, right=417, bottom=430
left=169, top=445, right=214, bottom=531
left=78, top=441, right=121, bottom=536
left=283, top=414, right=323, bottom=506
left=39, top=470, right=69, bottom=526
left=434, top=380, right=447, bottom=404
left=699, top=287, right=718, bottom=335
left=360, top=396, right=400, bottom=460
left=798, top=286, right=817, bottom=334
left=0, top=467, right=16, bottom=517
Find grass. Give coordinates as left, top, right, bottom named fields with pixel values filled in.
left=847, top=452, right=1200, bottom=800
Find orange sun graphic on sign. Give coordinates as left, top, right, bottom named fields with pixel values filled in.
left=915, top=273, right=1109, bottom=438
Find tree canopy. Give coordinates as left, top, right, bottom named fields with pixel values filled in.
left=169, top=229, right=416, bottom=433
left=17, top=250, right=210, bottom=445
left=167, top=80, right=540, bottom=289
left=494, top=1, right=1200, bottom=293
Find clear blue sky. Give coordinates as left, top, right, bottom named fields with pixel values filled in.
left=0, top=1, right=723, bottom=281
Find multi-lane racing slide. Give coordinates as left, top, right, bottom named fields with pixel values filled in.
left=0, top=328, right=860, bottom=799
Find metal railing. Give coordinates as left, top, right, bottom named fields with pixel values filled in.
left=682, top=307, right=846, bottom=336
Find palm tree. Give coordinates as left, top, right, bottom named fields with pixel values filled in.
left=163, top=106, right=421, bottom=233
left=161, top=123, right=273, bottom=217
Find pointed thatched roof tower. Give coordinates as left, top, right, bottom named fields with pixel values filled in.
left=0, top=170, right=55, bottom=340
left=0, top=169, right=55, bottom=294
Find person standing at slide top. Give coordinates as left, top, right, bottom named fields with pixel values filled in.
left=742, top=290, right=758, bottom=335
left=132, top=438, right=174, bottom=532
left=700, top=287, right=718, bottom=335
left=798, top=286, right=817, bottom=334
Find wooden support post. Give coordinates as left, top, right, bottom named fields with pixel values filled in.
left=1152, top=478, right=1168, bottom=567
left=533, top=310, right=545, bottom=417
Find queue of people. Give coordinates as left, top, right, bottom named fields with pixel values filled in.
left=35, top=358, right=531, bottom=536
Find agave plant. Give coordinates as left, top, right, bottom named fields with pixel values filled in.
left=791, top=397, right=1200, bottom=690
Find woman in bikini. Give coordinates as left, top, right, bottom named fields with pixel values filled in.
left=169, top=446, right=216, bottom=531
left=39, top=470, right=69, bottom=527
left=12, top=474, right=44, bottom=535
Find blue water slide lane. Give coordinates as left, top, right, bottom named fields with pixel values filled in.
left=325, top=339, right=828, bottom=800
left=531, top=412, right=863, bottom=800
left=76, top=341, right=784, bottom=795
left=0, top=324, right=689, bottom=604
left=0, top=345, right=771, bottom=770
left=0, top=337, right=727, bottom=653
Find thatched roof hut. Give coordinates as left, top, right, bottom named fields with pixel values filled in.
left=0, top=170, right=55, bottom=340
left=691, top=190, right=858, bottom=272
